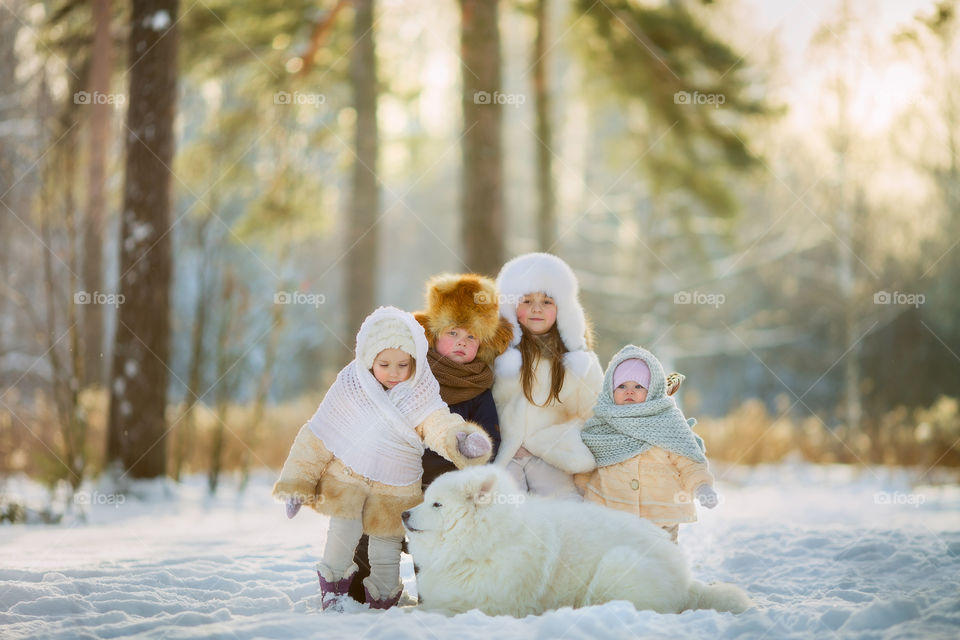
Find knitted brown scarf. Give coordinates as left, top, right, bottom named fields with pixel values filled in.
left=426, top=348, right=494, bottom=405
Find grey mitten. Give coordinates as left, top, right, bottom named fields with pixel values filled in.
left=285, top=497, right=302, bottom=519
left=456, top=431, right=491, bottom=458
left=695, top=484, right=718, bottom=509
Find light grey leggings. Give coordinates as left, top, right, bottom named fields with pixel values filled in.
left=507, top=455, right=583, bottom=501
left=322, top=516, right=402, bottom=595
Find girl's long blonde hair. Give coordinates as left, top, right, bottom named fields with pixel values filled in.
left=518, top=324, right=568, bottom=407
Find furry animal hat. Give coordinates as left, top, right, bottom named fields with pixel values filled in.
left=413, top=273, right=514, bottom=366
left=495, top=252, right=590, bottom=352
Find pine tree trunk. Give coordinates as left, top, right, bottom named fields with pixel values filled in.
left=39, top=69, right=89, bottom=491
left=460, top=0, right=504, bottom=275
left=839, top=188, right=862, bottom=430
left=207, top=268, right=234, bottom=495
left=173, top=220, right=212, bottom=481
left=532, top=0, right=555, bottom=252
left=344, top=0, right=380, bottom=344
left=106, top=0, right=178, bottom=479
left=0, top=2, right=23, bottom=354
left=82, top=0, right=114, bottom=388
left=832, top=18, right=862, bottom=433
left=62, top=109, right=86, bottom=490
left=240, top=300, right=283, bottom=493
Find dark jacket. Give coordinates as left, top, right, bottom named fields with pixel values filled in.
left=421, top=388, right=500, bottom=486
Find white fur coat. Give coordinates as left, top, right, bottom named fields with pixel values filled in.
left=492, top=350, right=602, bottom=474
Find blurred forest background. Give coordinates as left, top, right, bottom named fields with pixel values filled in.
left=1, top=0, right=958, bottom=499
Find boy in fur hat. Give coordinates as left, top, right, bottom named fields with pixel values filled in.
left=413, top=273, right=514, bottom=483
left=273, top=306, right=492, bottom=611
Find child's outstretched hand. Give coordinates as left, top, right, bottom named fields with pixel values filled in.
left=666, top=372, right=685, bottom=396
left=695, top=484, right=718, bottom=509
left=285, top=497, right=303, bottom=519
left=457, top=432, right=491, bottom=458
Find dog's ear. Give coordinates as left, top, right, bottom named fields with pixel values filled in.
left=467, top=471, right=498, bottom=507
left=478, top=474, right=496, bottom=501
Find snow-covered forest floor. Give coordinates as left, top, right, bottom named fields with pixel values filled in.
left=2, top=462, right=958, bottom=639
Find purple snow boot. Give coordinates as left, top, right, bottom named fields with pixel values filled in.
left=363, top=578, right=403, bottom=610
left=317, top=562, right=358, bottom=611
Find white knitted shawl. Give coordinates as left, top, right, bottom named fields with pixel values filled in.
left=308, top=307, right=447, bottom=486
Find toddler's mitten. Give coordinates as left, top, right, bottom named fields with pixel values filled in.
left=286, top=497, right=303, bottom=519
left=666, top=372, right=685, bottom=396
left=457, top=431, right=491, bottom=458
left=695, top=484, right=718, bottom=509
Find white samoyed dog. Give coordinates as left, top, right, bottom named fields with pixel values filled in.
left=403, top=465, right=751, bottom=617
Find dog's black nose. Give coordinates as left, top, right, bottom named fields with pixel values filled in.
left=401, top=510, right=410, bottom=521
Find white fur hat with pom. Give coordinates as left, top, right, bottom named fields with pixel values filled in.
left=356, top=307, right=420, bottom=371
left=495, top=252, right=589, bottom=352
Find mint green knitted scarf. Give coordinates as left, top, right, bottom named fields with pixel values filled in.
left=581, top=345, right=706, bottom=468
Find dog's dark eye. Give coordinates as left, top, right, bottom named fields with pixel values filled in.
left=432, top=502, right=442, bottom=508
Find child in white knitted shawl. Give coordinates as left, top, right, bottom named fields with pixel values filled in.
left=579, top=345, right=718, bottom=544
left=273, top=306, right=492, bottom=611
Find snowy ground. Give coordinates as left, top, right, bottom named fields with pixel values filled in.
left=1, top=462, right=959, bottom=639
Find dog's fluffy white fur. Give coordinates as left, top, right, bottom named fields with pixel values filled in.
left=404, top=466, right=751, bottom=617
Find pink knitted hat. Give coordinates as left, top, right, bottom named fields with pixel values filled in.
left=613, top=358, right=651, bottom=389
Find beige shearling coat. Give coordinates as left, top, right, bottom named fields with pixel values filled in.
left=272, top=408, right=491, bottom=538
left=580, top=445, right=713, bottom=526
